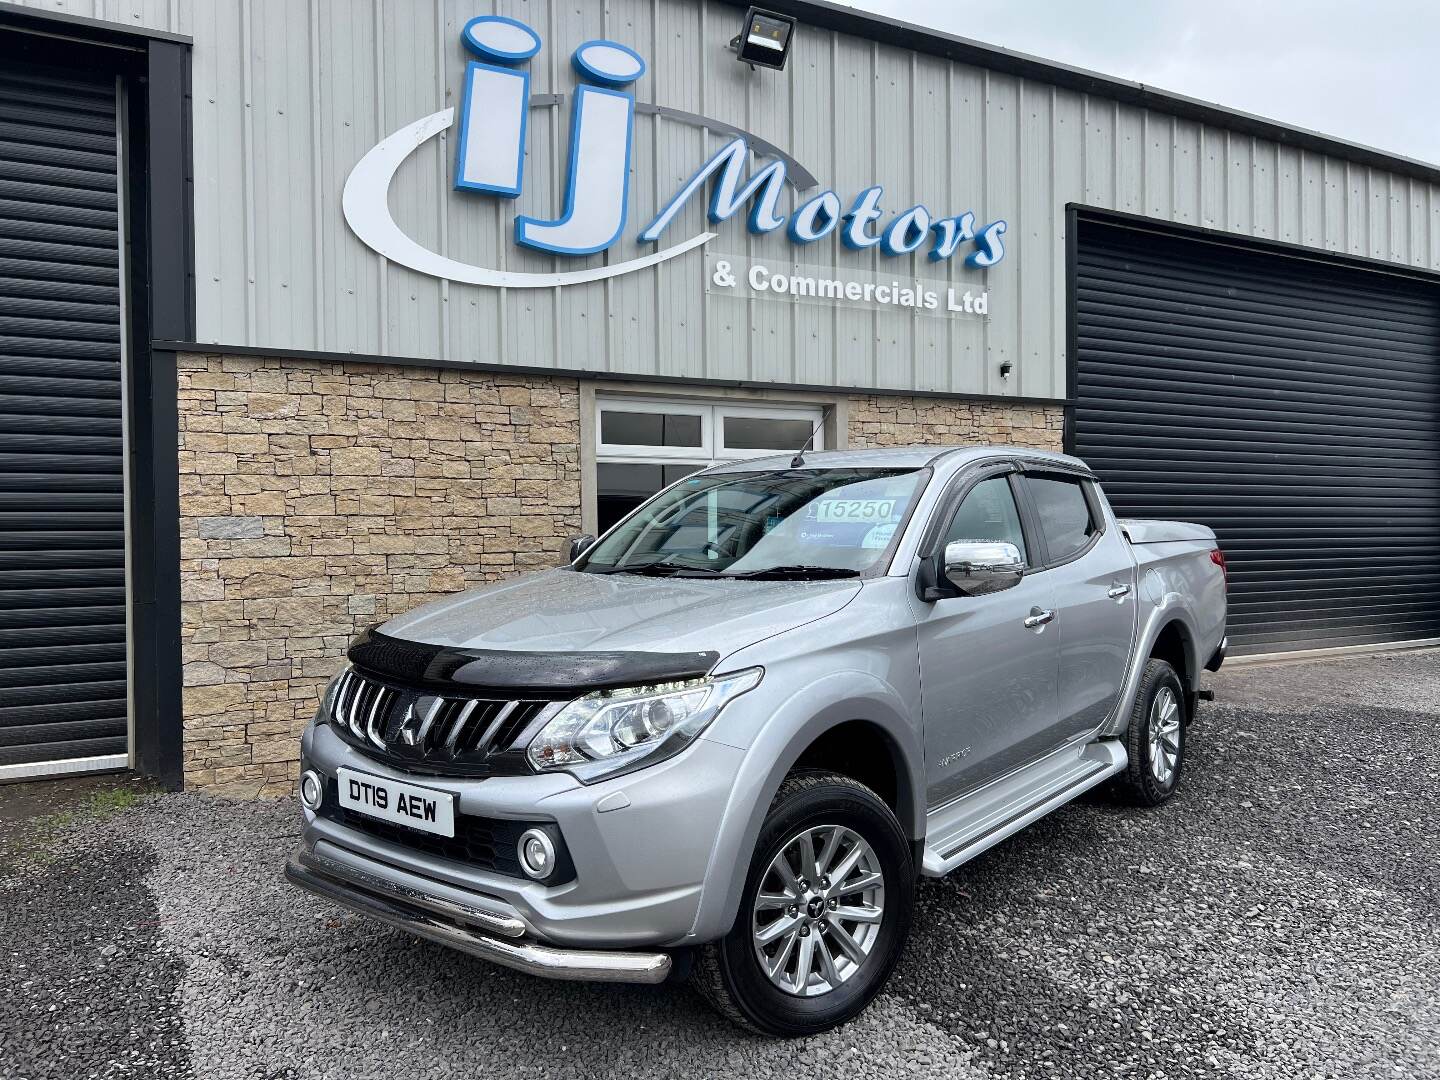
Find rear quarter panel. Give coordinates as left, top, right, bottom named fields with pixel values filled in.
left=1099, top=537, right=1227, bottom=738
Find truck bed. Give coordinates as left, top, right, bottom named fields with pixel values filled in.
left=1117, top=517, right=1227, bottom=672
left=1118, top=518, right=1217, bottom=545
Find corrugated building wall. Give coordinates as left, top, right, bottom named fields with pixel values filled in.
left=183, top=0, right=1440, bottom=402
left=12, top=0, right=1440, bottom=401
left=1, top=0, right=187, bottom=34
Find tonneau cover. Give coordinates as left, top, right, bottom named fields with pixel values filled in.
left=1119, top=519, right=1217, bottom=545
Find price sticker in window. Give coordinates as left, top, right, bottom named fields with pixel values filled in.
left=814, top=498, right=899, bottom=524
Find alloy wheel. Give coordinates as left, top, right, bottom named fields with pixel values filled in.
left=750, top=824, right=886, bottom=997
left=1148, top=685, right=1182, bottom=786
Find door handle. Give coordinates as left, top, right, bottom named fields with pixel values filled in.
left=1107, top=584, right=1132, bottom=599
left=1023, top=607, right=1056, bottom=629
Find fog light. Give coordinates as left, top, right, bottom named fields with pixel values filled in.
left=518, top=828, right=556, bottom=880
left=299, top=769, right=324, bottom=811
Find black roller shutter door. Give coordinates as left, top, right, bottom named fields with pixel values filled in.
left=0, top=64, right=128, bottom=768
left=1072, top=216, right=1440, bottom=654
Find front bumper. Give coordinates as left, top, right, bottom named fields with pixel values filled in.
left=286, top=846, right=672, bottom=984
left=296, top=721, right=747, bottom=948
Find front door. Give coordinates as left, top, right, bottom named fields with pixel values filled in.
left=914, top=473, right=1059, bottom=807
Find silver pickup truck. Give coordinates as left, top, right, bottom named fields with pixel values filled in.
left=286, top=445, right=1227, bottom=1036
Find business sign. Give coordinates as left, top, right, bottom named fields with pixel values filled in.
left=706, top=254, right=990, bottom=319
left=343, top=15, right=1008, bottom=290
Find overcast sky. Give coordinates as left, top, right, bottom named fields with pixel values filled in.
left=842, top=0, right=1439, bottom=166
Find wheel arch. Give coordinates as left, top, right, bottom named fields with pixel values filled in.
left=788, top=718, right=916, bottom=827
left=1149, top=616, right=1197, bottom=693
left=688, top=675, right=925, bottom=943
left=1100, top=603, right=1206, bottom=740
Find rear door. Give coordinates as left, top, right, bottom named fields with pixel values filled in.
left=1019, top=472, right=1136, bottom=738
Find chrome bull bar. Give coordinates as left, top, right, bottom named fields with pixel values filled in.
left=284, top=846, right=673, bottom=985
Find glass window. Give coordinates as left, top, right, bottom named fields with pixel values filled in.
left=1026, top=476, right=1097, bottom=562
left=597, top=463, right=705, bottom=533
left=582, top=468, right=923, bottom=579
left=722, top=415, right=816, bottom=452
left=943, top=476, right=1027, bottom=564
left=600, top=410, right=702, bottom=448
left=594, top=398, right=825, bottom=533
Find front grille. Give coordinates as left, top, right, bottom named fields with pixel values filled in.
left=326, top=668, right=558, bottom=776
left=319, top=780, right=572, bottom=883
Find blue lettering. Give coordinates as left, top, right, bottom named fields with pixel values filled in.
left=881, top=205, right=931, bottom=256
left=788, top=190, right=841, bottom=244
left=841, top=186, right=884, bottom=250
left=929, top=212, right=976, bottom=262
left=639, top=137, right=787, bottom=243
left=966, top=219, right=1007, bottom=268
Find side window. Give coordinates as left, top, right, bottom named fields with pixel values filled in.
left=1026, top=476, right=1097, bottom=562
left=943, top=476, right=1027, bottom=565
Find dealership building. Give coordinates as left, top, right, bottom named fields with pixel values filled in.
left=0, top=0, right=1436, bottom=791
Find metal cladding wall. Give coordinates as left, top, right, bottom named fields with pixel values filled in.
left=154, top=0, right=1440, bottom=400
left=0, top=1, right=186, bottom=33
left=0, top=64, right=129, bottom=767
left=6, top=1, right=1440, bottom=402
left=1072, top=216, right=1440, bottom=654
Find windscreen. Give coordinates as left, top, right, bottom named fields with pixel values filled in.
left=579, top=467, right=925, bottom=579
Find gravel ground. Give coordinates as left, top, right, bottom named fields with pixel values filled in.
left=3, top=649, right=1437, bottom=1079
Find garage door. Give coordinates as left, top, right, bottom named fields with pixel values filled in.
left=1071, top=215, right=1440, bottom=655
left=0, top=64, right=128, bottom=773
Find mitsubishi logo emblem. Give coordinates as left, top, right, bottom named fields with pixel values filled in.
left=395, top=703, right=421, bottom=747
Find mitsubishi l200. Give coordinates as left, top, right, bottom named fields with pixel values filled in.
left=286, top=446, right=1227, bottom=1036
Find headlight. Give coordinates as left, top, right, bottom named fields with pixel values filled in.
left=317, top=666, right=351, bottom=724
left=527, top=668, right=762, bottom=782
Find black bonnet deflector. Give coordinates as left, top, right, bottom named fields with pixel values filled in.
left=347, top=627, right=719, bottom=694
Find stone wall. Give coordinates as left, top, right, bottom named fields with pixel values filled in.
left=176, top=354, right=582, bottom=795
left=847, top=394, right=1064, bottom=451
left=173, top=360, right=1061, bottom=795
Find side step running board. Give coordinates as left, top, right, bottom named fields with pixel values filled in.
left=921, top=739, right=1127, bottom=878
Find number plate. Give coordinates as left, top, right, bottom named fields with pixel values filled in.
left=336, top=767, right=456, bottom=838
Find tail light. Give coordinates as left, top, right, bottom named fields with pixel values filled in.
left=1210, top=547, right=1228, bottom=588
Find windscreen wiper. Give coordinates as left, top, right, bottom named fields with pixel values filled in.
left=622, top=562, right=722, bottom=576
left=724, top=565, right=861, bottom=580
left=590, top=559, right=722, bottom=576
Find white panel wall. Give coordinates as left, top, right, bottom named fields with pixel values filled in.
left=39, top=0, right=1440, bottom=400
left=2, top=0, right=188, bottom=34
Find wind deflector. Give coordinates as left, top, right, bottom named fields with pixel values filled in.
left=347, top=627, right=719, bottom=694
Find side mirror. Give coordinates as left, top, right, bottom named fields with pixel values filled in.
left=567, top=534, right=597, bottom=563
left=942, top=540, right=1024, bottom=596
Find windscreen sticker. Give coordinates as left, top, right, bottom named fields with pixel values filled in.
left=861, top=522, right=897, bottom=549
left=813, top=498, right=900, bottom=524
left=795, top=494, right=910, bottom=548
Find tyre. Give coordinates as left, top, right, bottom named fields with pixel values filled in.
left=1112, top=657, right=1186, bottom=806
left=691, top=770, right=914, bottom=1037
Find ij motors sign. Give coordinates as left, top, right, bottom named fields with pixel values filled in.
left=343, top=15, right=1008, bottom=295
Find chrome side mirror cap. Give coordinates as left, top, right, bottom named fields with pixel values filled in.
left=567, top=534, right=597, bottom=563
left=942, top=540, right=1024, bottom=596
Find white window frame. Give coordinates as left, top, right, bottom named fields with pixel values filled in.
left=594, top=396, right=823, bottom=468
left=595, top=397, right=712, bottom=462
left=715, top=403, right=825, bottom=460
